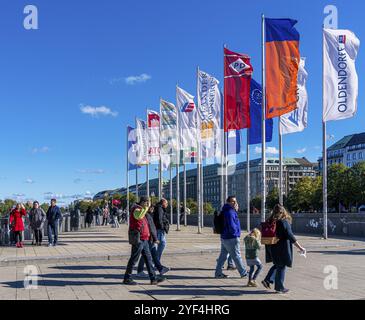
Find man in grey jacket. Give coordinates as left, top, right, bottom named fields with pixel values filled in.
left=29, top=201, right=46, bottom=246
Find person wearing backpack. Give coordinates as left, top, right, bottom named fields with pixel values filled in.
left=123, top=196, right=165, bottom=286
left=261, top=204, right=306, bottom=294
left=214, top=196, right=248, bottom=279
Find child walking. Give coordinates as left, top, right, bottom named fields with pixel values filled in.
left=244, top=228, right=263, bottom=287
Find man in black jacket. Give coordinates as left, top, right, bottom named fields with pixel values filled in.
left=153, top=198, right=169, bottom=261
left=46, top=199, right=62, bottom=247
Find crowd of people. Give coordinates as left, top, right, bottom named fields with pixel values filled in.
left=123, top=195, right=306, bottom=294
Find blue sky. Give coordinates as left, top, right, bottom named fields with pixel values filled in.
left=0, top=0, right=363, bottom=204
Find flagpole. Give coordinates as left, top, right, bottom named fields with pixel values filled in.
left=246, top=130, right=250, bottom=232
left=170, top=160, right=173, bottom=224
left=279, top=117, right=283, bottom=205
left=201, top=163, right=204, bottom=228
left=196, top=66, right=202, bottom=234
left=261, top=14, right=266, bottom=222
left=136, top=167, right=139, bottom=200
left=322, top=26, right=328, bottom=239
left=183, top=163, right=187, bottom=226
left=126, top=127, right=130, bottom=226
left=176, top=84, right=181, bottom=231
left=146, top=109, right=150, bottom=199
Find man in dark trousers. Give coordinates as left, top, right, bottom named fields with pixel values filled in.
left=123, top=196, right=165, bottom=285
left=153, top=198, right=170, bottom=261
left=46, top=199, right=62, bottom=247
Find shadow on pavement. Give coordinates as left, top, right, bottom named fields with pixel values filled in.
left=310, top=249, right=365, bottom=255
left=1, top=280, right=121, bottom=288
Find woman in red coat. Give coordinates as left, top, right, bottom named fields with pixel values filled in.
left=9, top=203, right=27, bottom=248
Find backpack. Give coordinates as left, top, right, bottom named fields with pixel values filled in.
left=260, top=219, right=279, bottom=245
left=213, top=210, right=225, bottom=234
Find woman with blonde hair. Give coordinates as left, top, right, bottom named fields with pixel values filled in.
left=261, top=204, right=306, bottom=294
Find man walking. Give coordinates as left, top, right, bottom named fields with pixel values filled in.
left=46, top=199, right=62, bottom=247
left=215, top=196, right=248, bottom=279
left=153, top=198, right=170, bottom=261
left=123, top=196, right=165, bottom=285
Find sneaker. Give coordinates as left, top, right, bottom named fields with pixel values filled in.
left=135, top=271, right=148, bottom=278
left=275, top=288, right=290, bottom=294
left=48, top=243, right=53, bottom=247
left=241, top=273, right=248, bottom=278
left=53, top=243, right=57, bottom=247
left=123, top=278, right=137, bottom=285
left=247, top=280, right=255, bottom=287
left=215, top=273, right=229, bottom=279
left=261, top=280, right=271, bottom=289
left=250, top=280, right=258, bottom=287
left=151, top=276, right=165, bottom=285
left=159, top=266, right=170, bottom=275
left=227, top=265, right=236, bottom=270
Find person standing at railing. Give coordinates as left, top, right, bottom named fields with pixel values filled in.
left=46, top=199, right=62, bottom=247
left=9, top=203, right=27, bottom=248
left=28, top=201, right=46, bottom=246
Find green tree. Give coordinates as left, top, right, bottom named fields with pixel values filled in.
left=287, top=177, right=317, bottom=212
left=328, top=163, right=349, bottom=211
left=267, top=187, right=279, bottom=210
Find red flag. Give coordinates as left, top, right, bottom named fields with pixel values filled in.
left=224, top=47, right=253, bottom=132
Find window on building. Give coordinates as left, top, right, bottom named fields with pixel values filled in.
left=347, top=154, right=351, bottom=161
left=359, top=152, right=363, bottom=160
left=353, top=153, right=356, bottom=160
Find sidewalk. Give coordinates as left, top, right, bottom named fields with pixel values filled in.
left=1, top=224, right=364, bottom=266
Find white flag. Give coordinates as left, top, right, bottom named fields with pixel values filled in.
left=160, top=99, right=178, bottom=170
left=280, top=58, right=308, bottom=135
left=147, top=109, right=160, bottom=164
left=136, top=118, right=148, bottom=165
left=323, top=28, right=360, bottom=122
left=197, top=70, right=222, bottom=159
left=177, top=86, right=198, bottom=163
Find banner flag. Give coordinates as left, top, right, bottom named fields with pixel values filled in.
left=227, top=130, right=241, bottom=155
left=177, top=86, right=198, bottom=163
left=197, top=70, right=222, bottom=159
left=160, top=99, right=178, bottom=170
left=136, top=118, right=148, bottom=166
left=265, top=18, right=300, bottom=119
left=127, top=126, right=140, bottom=171
left=147, top=109, right=160, bottom=163
left=248, top=79, right=273, bottom=145
left=224, top=47, right=253, bottom=131
left=323, top=28, right=360, bottom=122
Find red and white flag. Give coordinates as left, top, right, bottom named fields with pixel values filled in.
left=224, top=47, right=253, bottom=131
left=147, top=110, right=160, bottom=163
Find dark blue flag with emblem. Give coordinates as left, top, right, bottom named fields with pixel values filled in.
left=248, top=79, right=273, bottom=145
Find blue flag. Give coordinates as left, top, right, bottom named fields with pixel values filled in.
left=127, top=126, right=140, bottom=171
left=227, top=130, right=241, bottom=155
left=248, top=79, right=273, bottom=145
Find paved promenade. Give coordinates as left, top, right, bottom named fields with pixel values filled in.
left=0, top=225, right=364, bottom=300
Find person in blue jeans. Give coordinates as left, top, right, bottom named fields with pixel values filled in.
left=215, top=196, right=248, bottom=279
left=153, top=199, right=170, bottom=262
left=46, top=199, right=62, bottom=247
left=261, top=204, right=306, bottom=294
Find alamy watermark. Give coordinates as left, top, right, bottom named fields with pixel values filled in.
left=323, top=265, right=338, bottom=290
left=23, top=5, right=38, bottom=30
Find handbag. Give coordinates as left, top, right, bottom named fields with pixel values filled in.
left=128, top=221, right=144, bottom=246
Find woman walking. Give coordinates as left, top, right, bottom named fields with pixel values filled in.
left=9, top=203, right=27, bottom=248
left=28, top=201, right=46, bottom=246
left=261, top=204, right=306, bottom=294
left=102, top=205, right=109, bottom=225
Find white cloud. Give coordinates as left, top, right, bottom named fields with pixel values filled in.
left=255, top=146, right=279, bottom=155
left=25, top=178, right=35, bottom=184
left=125, top=73, right=151, bottom=85
left=77, top=169, right=105, bottom=174
left=13, top=193, right=25, bottom=198
left=296, top=148, right=307, bottom=154
left=31, top=146, right=50, bottom=154
left=80, top=105, right=118, bottom=117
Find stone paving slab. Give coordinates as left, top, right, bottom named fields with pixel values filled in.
left=1, top=225, right=364, bottom=266
left=1, top=243, right=365, bottom=300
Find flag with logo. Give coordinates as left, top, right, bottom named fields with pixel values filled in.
left=160, top=99, right=178, bottom=170
left=127, top=126, right=140, bottom=171
left=224, top=47, right=253, bottom=131
left=248, top=79, right=273, bottom=145
left=147, top=109, right=160, bottom=164
left=177, top=86, right=198, bottom=163
left=323, top=28, right=360, bottom=122
left=135, top=118, right=148, bottom=165
left=280, top=57, right=308, bottom=134
left=197, top=70, right=222, bottom=159
left=265, top=18, right=300, bottom=119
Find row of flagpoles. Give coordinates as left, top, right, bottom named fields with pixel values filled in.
left=125, top=16, right=360, bottom=238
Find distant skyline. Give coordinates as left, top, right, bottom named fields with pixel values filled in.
left=0, top=0, right=364, bottom=204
